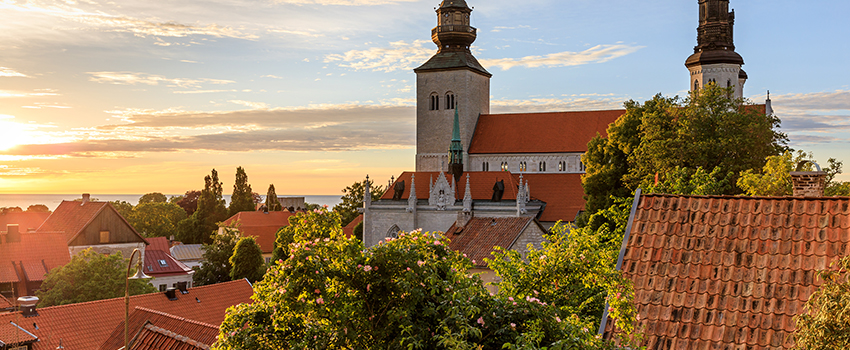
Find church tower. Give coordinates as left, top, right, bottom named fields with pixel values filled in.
left=414, top=0, right=491, bottom=172
left=686, top=0, right=747, bottom=98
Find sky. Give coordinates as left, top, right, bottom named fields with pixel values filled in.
left=0, top=0, right=848, bottom=195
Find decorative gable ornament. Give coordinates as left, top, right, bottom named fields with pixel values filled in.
left=429, top=172, right=456, bottom=210
left=517, top=174, right=529, bottom=216
left=407, top=174, right=417, bottom=213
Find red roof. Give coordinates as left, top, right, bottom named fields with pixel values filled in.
left=379, top=172, right=521, bottom=201
left=605, top=194, right=850, bottom=349
left=343, top=215, right=363, bottom=238
left=0, top=294, right=12, bottom=309
left=147, top=236, right=171, bottom=252
left=0, top=322, right=37, bottom=347
left=144, top=249, right=193, bottom=277
left=0, top=232, right=70, bottom=285
left=0, top=279, right=253, bottom=350
left=36, top=200, right=147, bottom=245
left=99, top=307, right=220, bottom=350
left=0, top=212, right=50, bottom=233
left=468, top=110, right=624, bottom=154
left=127, top=323, right=212, bottom=350
left=223, top=211, right=297, bottom=253
left=446, top=217, right=537, bottom=267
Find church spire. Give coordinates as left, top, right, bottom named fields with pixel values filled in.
left=433, top=1, right=476, bottom=54
left=686, top=0, right=747, bottom=98
left=448, top=107, right=464, bottom=183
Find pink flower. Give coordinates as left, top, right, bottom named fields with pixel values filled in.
left=315, top=289, right=321, bottom=294
left=406, top=267, right=411, bottom=271
left=508, top=297, right=514, bottom=301
left=510, top=323, right=516, bottom=329
left=555, top=317, right=562, bottom=323
left=477, top=317, right=485, bottom=326
left=316, top=297, right=324, bottom=304
left=615, top=292, right=621, bottom=299
left=323, top=204, right=329, bottom=208
left=363, top=265, right=372, bottom=272
left=417, top=260, right=425, bottom=267
left=367, top=284, right=371, bottom=292
left=434, top=240, right=442, bottom=246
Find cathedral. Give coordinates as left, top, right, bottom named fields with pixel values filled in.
left=362, top=0, right=764, bottom=251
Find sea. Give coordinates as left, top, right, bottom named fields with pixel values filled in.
left=0, top=194, right=344, bottom=211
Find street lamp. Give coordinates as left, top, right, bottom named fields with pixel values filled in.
left=125, top=248, right=151, bottom=350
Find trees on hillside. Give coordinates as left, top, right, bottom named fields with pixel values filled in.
left=265, top=184, right=282, bottom=212
left=37, top=248, right=157, bottom=307
left=229, top=167, right=255, bottom=216
left=333, top=178, right=385, bottom=226
left=582, top=85, right=787, bottom=215
left=193, top=225, right=242, bottom=286
left=229, top=236, right=265, bottom=283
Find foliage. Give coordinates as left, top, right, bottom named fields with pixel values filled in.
left=582, top=85, right=787, bottom=216
left=193, top=224, right=242, bottom=286
left=353, top=221, right=364, bottom=242
left=37, top=248, right=157, bottom=307
left=266, top=184, right=282, bottom=212
left=793, top=255, right=850, bottom=349
left=271, top=208, right=342, bottom=264
left=333, top=178, right=385, bottom=227
left=139, top=192, right=167, bottom=204
left=0, top=206, right=23, bottom=215
left=216, top=210, right=638, bottom=350
left=110, top=200, right=134, bottom=219
left=190, top=169, right=229, bottom=244
left=175, top=190, right=201, bottom=216
left=229, top=167, right=255, bottom=217
left=229, top=236, right=266, bottom=283
left=643, top=166, right=733, bottom=196
left=127, top=202, right=188, bottom=238
left=738, top=150, right=850, bottom=196
left=26, top=204, right=50, bottom=212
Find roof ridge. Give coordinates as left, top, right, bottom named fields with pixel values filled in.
left=143, top=324, right=212, bottom=350
left=641, top=193, right=850, bottom=200
left=132, top=306, right=220, bottom=329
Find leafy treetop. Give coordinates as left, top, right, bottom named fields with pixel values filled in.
left=229, top=236, right=266, bottom=283
left=333, top=178, right=385, bottom=227
left=139, top=192, right=167, bottom=204
left=229, top=167, right=255, bottom=216
left=266, top=184, right=282, bottom=212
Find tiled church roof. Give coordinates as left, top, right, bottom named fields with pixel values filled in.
left=604, top=193, right=850, bottom=349
left=446, top=217, right=537, bottom=267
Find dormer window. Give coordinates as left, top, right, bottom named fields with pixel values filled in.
left=158, top=259, right=168, bottom=267
left=445, top=93, right=456, bottom=110
left=430, top=93, right=439, bottom=110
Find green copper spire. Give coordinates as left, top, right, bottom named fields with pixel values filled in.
left=450, top=107, right=463, bottom=164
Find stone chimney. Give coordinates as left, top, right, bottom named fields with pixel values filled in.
left=81, top=193, right=91, bottom=203
left=791, top=161, right=826, bottom=197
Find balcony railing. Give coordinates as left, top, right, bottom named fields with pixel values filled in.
left=431, top=25, right=477, bottom=36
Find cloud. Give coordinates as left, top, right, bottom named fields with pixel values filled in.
left=0, top=67, right=27, bottom=77
left=272, top=0, right=416, bottom=5
left=324, top=40, right=434, bottom=72
left=267, top=28, right=324, bottom=37
left=87, top=72, right=235, bottom=89
left=479, top=44, right=644, bottom=70
left=0, top=89, right=60, bottom=98
left=491, top=25, right=534, bottom=33
left=172, top=89, right=236, bottom=94
left=229, top=100, right=269, bottom=109
left=491, top=95, right=625, bottom=113
left=763, top=90, right=850, bottom=146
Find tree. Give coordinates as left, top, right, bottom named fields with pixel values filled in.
left=738, top=150, right=850, bottom=196
left=192, top=169, right=229, bottom=244
left=582, top=85, right=787, bottom=216
left=36, top=248, right=157, bottom=307
left=216, top=209, right=639, bottom=350
left=793, top=255, right=850, bottom=349
left=127, top=202, right=187, bottom=238
left=175, top=190, right=201, bottom=216
left=26, top=204, right=50, bottom=212
left=139, top=192, right=167, bottom=204
left=265, top=184, right=282, bottom=212
left=643, top=166, right=734, bottom=196
left=110, top=200, right=134, bottom=219
left=193, top=224, right=241, bottom=286
left=333, top=178, right=385, bottom=226
left=229, top=167, right=255, bottom=216
left=229, top=236, right=266, bottom=283
left=0, top=207, right=23, bottom=215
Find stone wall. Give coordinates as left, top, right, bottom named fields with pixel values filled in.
left=688, top=63, right=744, bottom=99
left=469, top=152, right=585, bottom=173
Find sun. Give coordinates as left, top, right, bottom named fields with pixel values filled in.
left=0, top=119, right=32, bottom=151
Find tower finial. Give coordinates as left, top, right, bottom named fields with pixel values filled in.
left=449, top=107, right=464, bottom=183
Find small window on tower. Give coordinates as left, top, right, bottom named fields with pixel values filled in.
left=694, top=80, right=700, bottom=91
left=446, top=93, right=455, bottom=110
left=727, top=79, right=731, bottom=88
left=429, top=93, right=439, bottom=111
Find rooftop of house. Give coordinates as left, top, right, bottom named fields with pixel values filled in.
left=343, top=215, right=364, bottom=239
left=446, top=216, right=538, bottom=267
left=468, top=110, right=624, bottom=155
left=222, top=211, right=297, bottom=254
left=146, top=236, right=171, bottom=252
left=0, top=279, right=253, bottom=350
left=170, top=244, right=204, bottom=261
left=0, top=294, right=13, bottom=310
left=603, top=193, right=850, bottom=349
left=36, top=200, right=147, bottom=245
left=99, top=307, right=220, bottom=350
left=0, top=212, right=51, bottom=233
left=144, top=249, right=193, bottom=277
left=0, top=232, right=70, bottom=284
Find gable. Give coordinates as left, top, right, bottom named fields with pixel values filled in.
left=446, top=217, right=535, bottom=267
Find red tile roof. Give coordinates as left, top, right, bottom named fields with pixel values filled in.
left=343, top=215, right=363, bottom=238
left=0, top=294, right=13, bottom=309
left=222, top=211, right=297, bottom=253
left=605, top=194, right=850, bottom=349
left=99, top=307, right=220, bottom=350
left=36, top=200, right=148, bottom=245
left=446, top=217, right=537, bottom=267
left=147, top=236, right=171, bottom=252
left=0, top=212, right=50, bottom=233
left=0, top=279, right=253, bottom=350
left=379, top=172, right=521, bottom=201
left=468, top=110, right=624, bottom=154
left=144, top=249, right=193, bottom=277
left=0, top=232, right=70, bottom=288
left=0, top=321, right=37, bottom=347
left=127, top=323, right=212, bottom=350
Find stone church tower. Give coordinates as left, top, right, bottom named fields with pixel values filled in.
left=685, top=0, right=747, bottom=98
left=414, top=0, right=491, bottom=172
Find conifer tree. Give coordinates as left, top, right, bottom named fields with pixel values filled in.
left=265, top=184, right=282, bottom=211
left=229, top=236, right=266, bottom=283
left=229, top=167, right=255, bottom=216
left=191, top=169, right=229, bottom=244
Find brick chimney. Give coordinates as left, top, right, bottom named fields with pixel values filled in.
left=81, top=193, right=91, bottom=203
left=791, top=161, right=826, bottom=197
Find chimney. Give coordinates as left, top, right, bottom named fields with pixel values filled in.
left=6, top=224, right=20, bottom=243
left=165, top=287, right=178, bottom=301
left=176, top=281, right=188, bottom=294
left=18, top=296, right=39, bottom=317
left=81, top=193, right=91, bottom=203
left=791, top=161, right=827, bottom=197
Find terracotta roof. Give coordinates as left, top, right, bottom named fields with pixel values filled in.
left=147, top=236, right=171, bottom=252
left=0, top=322, right=37, bottom=347
left=604, top=193, right=850, bottom=349
left=343, top=214, right=363, bottom=238
left=468, top=110, right=623, bottom=154
left=0, top=212, right=50, bottom=233
left=0, top=232, right=70, bottom=285
left=171, top=244, right=204, bottom=261
left=126, top=323, right=212, bottom=350
left=379, top=172, right=521, bottom=202
left=99, top=307, right=220, bottom=350
left=144, top=249, right=193, bottom=277
left=0, top=294, right=12, bottom=309
left=0, top=262, right=18, bottom=283
left=0, top=279, right=253, bottom=350
left=36, top=200, right=148, bottom=245
left=446, top=217, right=536, bottom=267
left=223, top=211, right=297, bottom=253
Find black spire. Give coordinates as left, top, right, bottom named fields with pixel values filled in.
left=685, top=0, right=744, bottom=68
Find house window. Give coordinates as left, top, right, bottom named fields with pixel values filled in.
left=430, top=94, right=439, bottom=110
left=446, top=93, right=456, bottom=110
left=727, top=79, right=731, bottom=88
left=265, top=257, right=272, bottom=264
left=159, top=284, right=167, bottom=292
left=99, top=231, right=110, bottom=243
left=158, top=259, right=168, bottom=267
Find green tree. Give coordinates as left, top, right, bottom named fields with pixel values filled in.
left=192, top=169, right=229, bottom=244
left=110, top=200, right=134, bottom=219
left=265, top=184, right=282, bottom=212
left=582, top=85, right=787, bottom=216
left=229, top=236, right=266, bottom=283
left=333, top=178, right=385, bottom=226
left=138, top=192, right=167, bottom=204
left=193, top=224, right=241, bottom=286
left=26, top=204, right=50, bottom=212
left=36, top=248, right=157, bottom=307
left=215, top=210, right=638, bottom=350
left=793, top=255, right=850, bottom=349
left=643, top=166, right=734, bottom=196
left=229, top=167, right=255, bottom=216
left=738, top=150, right=850, bottom=196
left=127, top=202, right=188, bottom=238
left=174, top=190, right=201, bottom=215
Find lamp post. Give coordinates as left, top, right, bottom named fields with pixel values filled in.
left=125, top=248, right=151, bottom=350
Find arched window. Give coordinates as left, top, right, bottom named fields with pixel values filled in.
left=501, top=162, right=509, bottom=171
left=387, top=225, right=401, bottom=238
left=538, top=162, right=546, bottom=172
left=429, top=93, right=439, bottom=111
left=558, top=161, right=564, bottom=171
left=727, top=79, right=732, bottom=88
left=445, top=93, right=456, bottom=110
left=483, top=162, right=489, bottom=171
left=519, top=162, right=527, bottom=172
left=694, top=80, right=700, bottom=91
